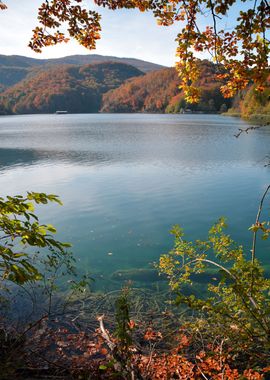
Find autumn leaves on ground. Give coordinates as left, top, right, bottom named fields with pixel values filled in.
left=3, top=286, right=270, bottom=379
left=1, top=193, right=270, bottom=379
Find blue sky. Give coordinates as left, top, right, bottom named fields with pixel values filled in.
left=0, top=0, right=253, bottom=66
left=0, top=0, right=181, bottom=66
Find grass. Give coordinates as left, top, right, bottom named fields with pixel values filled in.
left=247, top=114, right=270, bottom=125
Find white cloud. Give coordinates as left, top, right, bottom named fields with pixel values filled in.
left=0, top=1, right=252, bottom=66
left=0, top=0, right=181, bottom=66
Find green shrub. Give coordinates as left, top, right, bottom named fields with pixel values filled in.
left=158, top=215, right=270, bottom=366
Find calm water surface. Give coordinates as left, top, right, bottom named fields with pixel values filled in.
left=0, top=114, right=269, bottom=289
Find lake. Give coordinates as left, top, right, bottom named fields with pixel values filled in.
left=0, top=113, right=269, bottom=290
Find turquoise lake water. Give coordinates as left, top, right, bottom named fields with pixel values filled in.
left=0, top=113, right=269, bottom=290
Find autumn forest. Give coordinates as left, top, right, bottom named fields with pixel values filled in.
left=0, top=54, right=269, bottom=121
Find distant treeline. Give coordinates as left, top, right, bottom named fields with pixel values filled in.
left=102, top=61, right=232, bottom=114
left=0, top=55, right=268, bottom=119
left=0, top=62, right=143, bottom=114
left=227, top=81, right=270, bottom=123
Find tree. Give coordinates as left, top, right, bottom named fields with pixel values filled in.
left=0, top=0, right=268, bottom=103
left=220, top=102, right=227, bottom=113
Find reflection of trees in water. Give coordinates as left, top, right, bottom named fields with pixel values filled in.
left=0, top=148, right=39, bottom=170
left=0, top=147, right=119, bottom=171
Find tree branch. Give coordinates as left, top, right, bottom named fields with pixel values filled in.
left=251, top=184, right=270, bottom=263
left=234, top=124, right=266, bottom=138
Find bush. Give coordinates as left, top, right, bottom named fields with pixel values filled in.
left=158, top=214, right=270, bottom=369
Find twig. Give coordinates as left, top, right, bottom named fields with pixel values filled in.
left=234, top=124, right=266, bottom=138
left=27, top=346, right=68, bottom=371
left=219, top=339, right=226, bottom=380
left=97, top=314, right=116, bottom=351
left=196, top=362, right=210, bottom=379
left=193, top=258, right=269, bottom=333
left=97, top=314, right=143, bottom=380
left=251, top=184, right=270, bottom=263
left=145, top=341, right=156, bottom=375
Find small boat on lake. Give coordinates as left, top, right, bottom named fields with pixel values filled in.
left=56, top=110, right=68, bottom=114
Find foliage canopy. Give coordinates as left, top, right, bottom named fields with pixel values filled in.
left=0, top=62, right=142, bottom=114
left=101, top=61, right=232, bottom=113
left=1, top=0, right=269, bottom=102
left=0, top=192, right=72, bottom=287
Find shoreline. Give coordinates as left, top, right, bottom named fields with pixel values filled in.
left=1, top=111, right=269, bottom=125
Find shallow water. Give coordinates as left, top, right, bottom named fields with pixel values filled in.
left=0, top=113, right=269, bottom=289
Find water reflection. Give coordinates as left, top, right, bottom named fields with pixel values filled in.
left=0, top=148, right=39, bottom=169
left=0, top=148, right=117, bottom=171
left=0, top=114, right=269, bottom=171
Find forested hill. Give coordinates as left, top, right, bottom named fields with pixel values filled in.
left=0, top=57, right=268, bottom=118
left=0, top=62, right=143, bottom=114
left=0, top=54, right=164, bottom=72
left=228, top=79, right=270, bottom=124
left=0, top=54, right=164, bottom=89
left=101, top=60, right=232, bottom=114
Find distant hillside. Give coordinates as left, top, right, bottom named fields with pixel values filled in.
left=227, top=80, right=270, bottom=124
left=101, top=67, right=177, bottom=113
left=0, top=67, right=29, bottom=89
left=0, top=62, right=143, bottom=114
left=42, top=55, right=165, bottom=73
left=2, top=56, right=267, bottom=119
left=101, top=61, right=232, bottom=114
left=0, top=54, right=164, bottom=89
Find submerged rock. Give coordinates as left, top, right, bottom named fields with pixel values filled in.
left=111, top=268, right=270, bottom=285
left=111, top=268, right=165, bottom=283
left=111, top=267, right=242, bottom=285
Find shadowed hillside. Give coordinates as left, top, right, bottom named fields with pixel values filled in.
left=0, top=62, right=143, bottom=114
left=0, top=54, right=164, bottom=89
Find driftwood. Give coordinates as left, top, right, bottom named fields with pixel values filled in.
left=97, top=314, right=143, bottom=380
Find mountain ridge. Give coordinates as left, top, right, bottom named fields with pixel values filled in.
left=1, top=56, right=268, bottom=120
left=0, top=54, right=165, bottom=89
left=0, top=62, right=143, bottom=114
left=0, top=54, right=166, bottom=72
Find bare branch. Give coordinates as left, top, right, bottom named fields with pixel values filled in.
left=97, top=314, right=116, bottom=351
left=251, top=184, right=270, bottom=263
left=234, top=124, right=267, bottom=138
